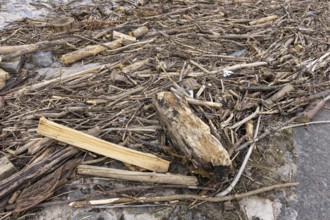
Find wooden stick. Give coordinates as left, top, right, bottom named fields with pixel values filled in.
left=224, top=62, right=268, bottom=72
left=0, top=157, right=17, bottom=181
left=12, top=64, right=109, bottom=96
left=37, top=117, right=170, bottom=172
left=280, top=120, right=330, bottom=130
left=0, top=39, right=72, bottom=61
left=249, top=15, right=278, bottom=25
left=229, top=107, right=260, bottom=130
left=296, top=95, right=330, bottom=122
left=60, top=39, right=124, bottom=65
left=170, top=87, right=222, bottom=108
left=61, top=29, right=143, bottom=65
left=269, top=84, right=295, bottom=102
left=77, top=165, right=198, bottom=186
left=69, top=182, right=298, bottom=207
left=122, top=59, right=149, bottom=74
left=112, top=31, right=136, bottom=43
left=185, top=97, right=222, bottom=108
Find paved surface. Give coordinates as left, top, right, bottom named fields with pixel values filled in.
left=292, top=103, right=330, bottom=220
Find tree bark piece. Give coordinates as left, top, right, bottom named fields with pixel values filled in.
left=77, top=165, right=198, bottom=186
left=0, top=157, right=17, bottom=181
left=153, top=92, right=231, bottom=172
left=37, top=117, right=170, bottom=172
left=13, top=158, right=80, bottom=213
left=0, top=126, right=100, bottom=201
left=0, top=147, right=77, bottom=200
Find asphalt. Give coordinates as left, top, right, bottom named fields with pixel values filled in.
left=292, top=103, right=330, bottom=220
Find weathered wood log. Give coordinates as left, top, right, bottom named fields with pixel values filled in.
left=153, top=92, right=231, bottom=172
left=77, top=165, right=198, bottom=186
left=37, top=117, right=170, bottom=172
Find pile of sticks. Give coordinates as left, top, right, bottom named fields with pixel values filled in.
left=0, top=0, right=329, bottom=216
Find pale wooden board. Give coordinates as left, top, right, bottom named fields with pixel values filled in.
left=37, top=117, right=170, bottom=172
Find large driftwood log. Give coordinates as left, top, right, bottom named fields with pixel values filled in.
left=153, top=92, right=231, bottom=172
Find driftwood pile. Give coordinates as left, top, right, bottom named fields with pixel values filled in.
left=0, top=0, right=329, bottom=217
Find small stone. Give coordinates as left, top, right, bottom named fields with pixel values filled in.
left=0, top=56, right=23, bottom=74
left=239, top=196, right=275, bottom=220
left=31, top=51, right=54, bottom=67
left=23, top=63, right=35, bottom=70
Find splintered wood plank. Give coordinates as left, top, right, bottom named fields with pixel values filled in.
left=78, top=165, right=198, bottom=186
left=153, top=92, right=231, bottom=172
left=37, top=117, right=170, bottom=172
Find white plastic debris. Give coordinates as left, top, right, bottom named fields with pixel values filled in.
left=223, top=69, right=233, bottom=77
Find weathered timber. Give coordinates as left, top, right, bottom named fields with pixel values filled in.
left=13, top=158, right=80, bottom=213
left=153, top=92, right=231, bottom=172
left=0, top=147, right=78, bottom=201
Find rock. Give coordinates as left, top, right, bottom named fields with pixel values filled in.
left=121, top=211, right=160, bottom=220
left=229, top=49, right=247, bottom=57
left=0, top=56, right=23, bottom=74
left=239, top=196, right=275, bottom=220
left=31, top=51, right=54, bottom=67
